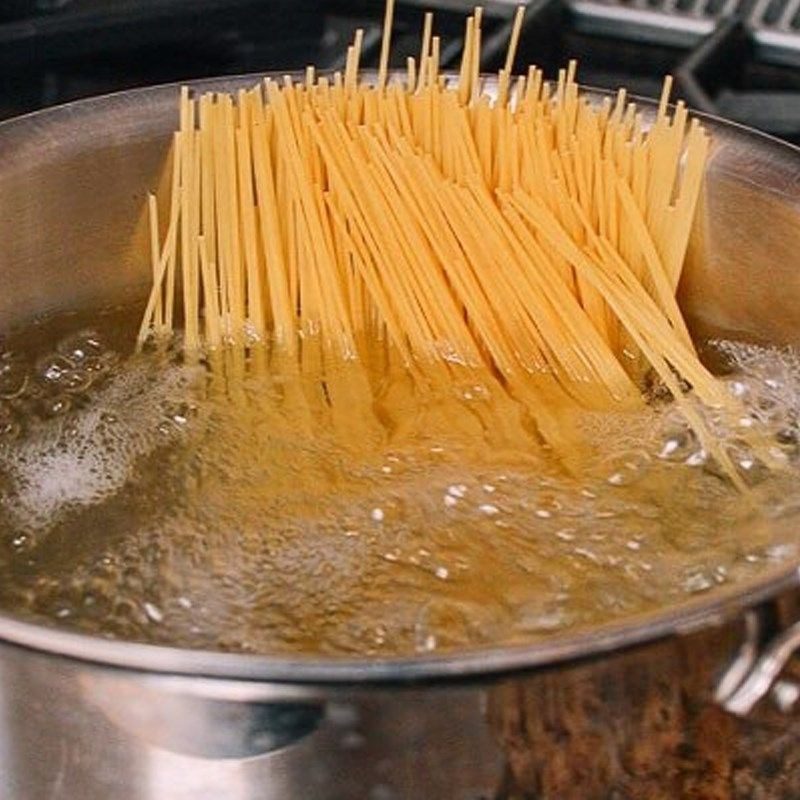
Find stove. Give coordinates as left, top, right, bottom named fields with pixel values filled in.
left=2, top=0, right=800, bottom=142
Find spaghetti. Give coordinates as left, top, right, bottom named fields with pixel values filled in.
left=137, top=3, right=751, bottom=482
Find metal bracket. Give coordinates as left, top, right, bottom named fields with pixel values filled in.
left=716, top=608, right=800, bottom=717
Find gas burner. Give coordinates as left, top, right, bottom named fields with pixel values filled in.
left=567, top=0, right=800, bottom=138
left=1, top=0, right=800, bottom=143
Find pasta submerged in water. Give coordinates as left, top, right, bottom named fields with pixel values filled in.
left=137, top=2, right=756, bottom=481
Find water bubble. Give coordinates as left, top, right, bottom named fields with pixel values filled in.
left=40, top=395, right=71, bottom=417
left=683, top=573, right=713, bottom=594
left=57, top=330, right=104, bottom=364
left=83, top=353, right=117, bottom=376
left=766, top=543, right=797, bottom=561
left=0, top=357, right=28, bottom=400
left=0, top=417, right=21, bottom=440
left=373, top=625, right=387, bottom=645
left=37, top=355, right=72, bottom=385
left=419, top=634, right=436, bottom=651
left=728, top=380, right=748, bottom=398
left=657, top=428, right=696, bottom=462
left=659, top=439, right=680, bottom=458
left=685, top=449, right=708, bottom=467
left=144, top=602, right=164, bottom=623
left=61, top=369, right=92, bottom=394
left=517, top=604, right=569, bottom=632
left=573, top=547, right=602, bottom=564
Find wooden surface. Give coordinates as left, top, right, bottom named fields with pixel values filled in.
left=490, top=617, right=800, bottom=800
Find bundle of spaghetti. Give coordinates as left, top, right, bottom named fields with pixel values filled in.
left=137, top=1, right=757, bottom=481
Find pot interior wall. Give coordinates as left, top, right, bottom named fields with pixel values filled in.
left=681, top=130, right=800, bottom=347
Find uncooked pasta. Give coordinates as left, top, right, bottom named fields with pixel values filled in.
left=136, top=2, right=753, bottom=484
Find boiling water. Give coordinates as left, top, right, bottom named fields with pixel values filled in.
left=0, top=307, right=799, bottom=657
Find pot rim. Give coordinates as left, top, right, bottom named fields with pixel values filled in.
left=1, top=72, right=799, bottom=684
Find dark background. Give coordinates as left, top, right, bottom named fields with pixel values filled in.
left=1, top=0, right=800, bottom=142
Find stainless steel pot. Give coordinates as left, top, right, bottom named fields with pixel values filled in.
left=2, top=75, right=800, bottom=800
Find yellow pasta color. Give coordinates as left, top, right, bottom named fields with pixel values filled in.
left=137, top=2, right=756, bottom=483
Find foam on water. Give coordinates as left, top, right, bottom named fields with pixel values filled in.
left=1, top=357, right=205, bottom=533
left=0, top=309, right=799, bottom=657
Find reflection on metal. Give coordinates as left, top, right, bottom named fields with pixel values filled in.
left=81, top=672, right=325, bottom=759
left=715, top=610, right=763, bottom=706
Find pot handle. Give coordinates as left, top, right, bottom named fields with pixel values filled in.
left=716, top=608, right=800, bottom=717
